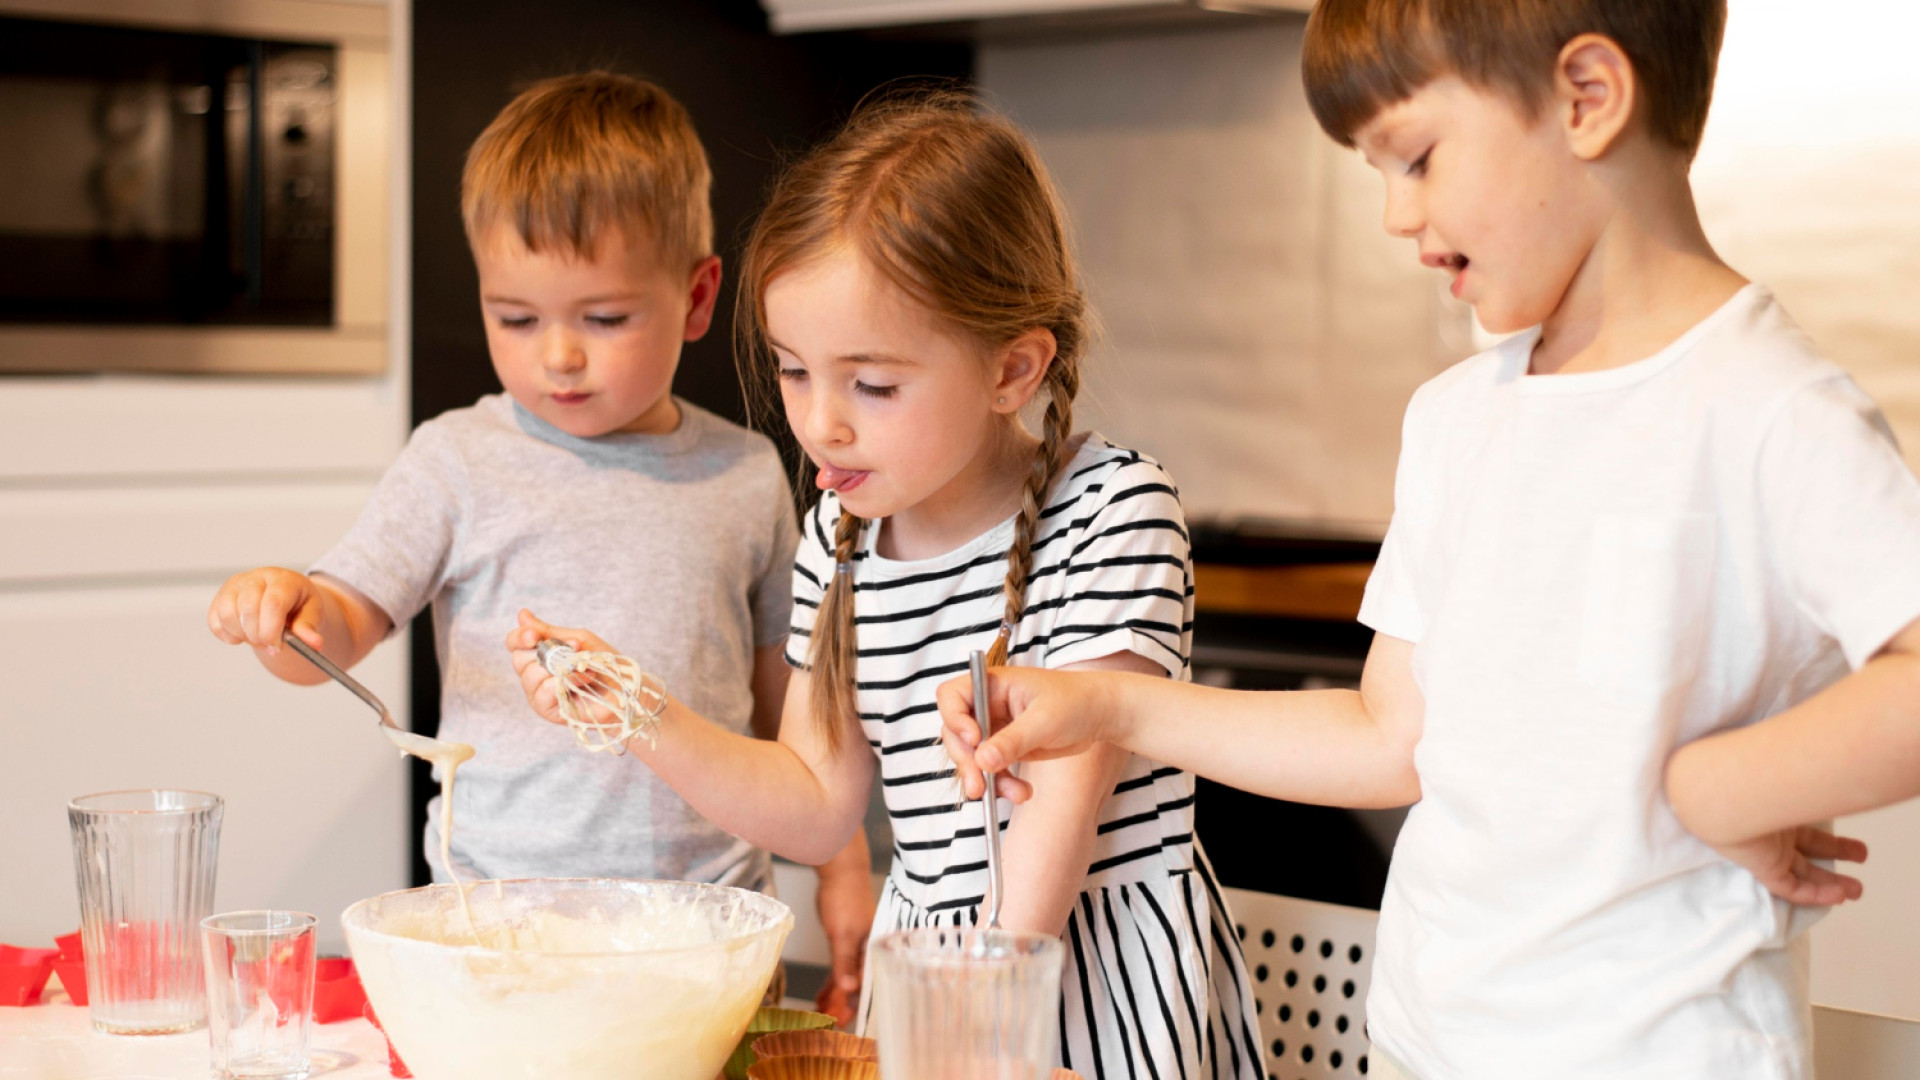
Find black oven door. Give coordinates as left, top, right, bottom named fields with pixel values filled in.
left=0, top=16, right=334, bottom=326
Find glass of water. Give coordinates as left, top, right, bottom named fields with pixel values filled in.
left=871, top=927, right=1064, bottom=1080
left=201, top=911, right=317, bottom=1080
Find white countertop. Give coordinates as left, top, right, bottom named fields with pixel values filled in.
left=0, top=985, right=393, bottom=1080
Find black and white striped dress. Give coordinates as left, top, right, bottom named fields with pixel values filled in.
left=787, top=436, right=1264, bottom=1080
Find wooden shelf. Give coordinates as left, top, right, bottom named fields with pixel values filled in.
left=1193, top=561, right=1373, bottom=621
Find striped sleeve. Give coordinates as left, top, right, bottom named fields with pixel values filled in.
left=1042, top=459, right=1192, bottom=677
left=784, top=493, right=840, bottom=669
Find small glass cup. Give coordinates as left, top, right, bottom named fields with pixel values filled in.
left=68, top=789, right=223, bottom=1034
left=871, top=927, right=1065, bottom=1080
left=201, top=911, right=318, bottom=1080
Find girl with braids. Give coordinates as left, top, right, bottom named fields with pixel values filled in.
left=509, top=92, right=1262, bottom=1079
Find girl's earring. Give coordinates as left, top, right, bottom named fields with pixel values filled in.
left=997, top=396, right=1008, bottom=406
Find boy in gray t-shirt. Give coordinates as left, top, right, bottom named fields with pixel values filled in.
left=207, top=72, right=876, bottom=1019
left=309, top=392, right=795, bottom=888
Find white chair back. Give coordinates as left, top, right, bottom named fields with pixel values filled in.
left=1222, top=887, right=1920, bottom=1079
left=1221, top=886, right=1379, bottom=1080
left=1814, top=1004, right=1920, bottom=1080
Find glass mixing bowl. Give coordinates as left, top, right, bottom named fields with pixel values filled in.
left=343, top=878, right=791, bottom=1080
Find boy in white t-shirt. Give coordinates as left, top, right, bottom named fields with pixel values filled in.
left=937, top=1, right=1920, bottom=1077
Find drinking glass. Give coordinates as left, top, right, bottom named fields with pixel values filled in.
left=871, top=927, right=1064, bottom=1080
left=67, top=789, right=223, bottom=1034
left=202, top=911, right=318, bottom=1080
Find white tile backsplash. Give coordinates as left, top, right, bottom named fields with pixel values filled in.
left=983, top=20, right=1468, bottom=528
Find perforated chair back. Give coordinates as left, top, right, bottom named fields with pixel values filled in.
left=1221, top=887, right=1379, bottom=1080
left=1224, top=889, right=1920, bottom=1079
left=1814, top=1005, right=1920, bottom=1079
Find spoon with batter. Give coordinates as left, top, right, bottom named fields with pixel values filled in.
left=281, top=633, right=485, bottom=944
left=281, top=633, right=463, bottom=762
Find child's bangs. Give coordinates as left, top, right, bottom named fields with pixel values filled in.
left=466, top=179, right=659, bottom=265
left=1302, top=0, right=1446, bottom=148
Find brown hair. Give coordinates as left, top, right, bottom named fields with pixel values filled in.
left=737, top=91, right=1088, bottom=749
left=461, top=71, right=713, bottom=269
left=1302, top=0, right=1727, bottom=156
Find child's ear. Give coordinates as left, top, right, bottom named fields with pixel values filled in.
left=682, top=255, right=724, bottom=342
left=991, top=328, right=1058, bottom=414
left=1556, top=33, right=1636, bottom=161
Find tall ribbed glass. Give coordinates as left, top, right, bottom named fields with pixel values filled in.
left=67, top=790, right=223, bottom=1034
left=871, top=927, right=1064, bottom=1080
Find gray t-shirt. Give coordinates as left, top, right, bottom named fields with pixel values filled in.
left=313, top=394, right=798, bottom=888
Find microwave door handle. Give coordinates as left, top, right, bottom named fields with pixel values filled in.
left=241, top=40, right=265, bottom=309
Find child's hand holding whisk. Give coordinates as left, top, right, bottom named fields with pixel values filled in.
left=507, top=609, right=668, bottom=753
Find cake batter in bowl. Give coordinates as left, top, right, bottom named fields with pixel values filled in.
left=343, top=879, right=792, bottom=1080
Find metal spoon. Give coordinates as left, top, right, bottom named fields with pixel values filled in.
left=969, top=650, right=1004, bottom=930
left=281, top=633, right=450, bottom=759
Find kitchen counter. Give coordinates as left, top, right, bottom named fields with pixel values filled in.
left=0, top=986, right=393, bottom=1080
left=1188, top=521, right=1380, bottom=623
left=1192, top=561, right=1372, bottom=621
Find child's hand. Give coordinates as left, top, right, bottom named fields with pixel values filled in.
left=505, top=609, right=622, bottom=727
left=208, top=567, right=326, bottom=654
left=937, top=666, right=1117, bottom=804
left=1713, top=825, right=1867, bottom=907
left=813, top=857, right=875, bottom=1028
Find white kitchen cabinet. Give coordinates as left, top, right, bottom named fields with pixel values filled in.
left=0, top=389, right=406, bottom=957
left=0, top=583, right=410, bottom=955
left=0, top=376, right=404, bottom=481
left=0, top=481, right=382, bottom=585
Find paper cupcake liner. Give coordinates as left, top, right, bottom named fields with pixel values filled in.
left=724, top=1006, right=839, bottom=1080
left=746, top=1055, right=880, bottom=1080
left=752, top=1029, right=878, bottom=1062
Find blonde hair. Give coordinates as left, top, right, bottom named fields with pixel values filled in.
left=1303, top=0, right=1726, bottom=157
left=738, top=92, right=1089, bottom=748
left=461, top=71, right=714, bottom=269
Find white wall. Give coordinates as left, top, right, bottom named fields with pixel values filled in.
left=0, top=0, right=412, bottom=955
left=983, top=0, right=1920, bottom=1021
left=982, top=21, right=1465, bottom=530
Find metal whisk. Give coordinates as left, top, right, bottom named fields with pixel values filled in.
left=535, top=639, right=667, bottom=755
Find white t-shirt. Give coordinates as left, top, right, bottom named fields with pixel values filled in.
left=1357, top=285, right=1920, bottom=1080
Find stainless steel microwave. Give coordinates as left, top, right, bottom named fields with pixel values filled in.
left=0, top=16, right=336, bottom=326
left=0, top=0, right=389, bottom=375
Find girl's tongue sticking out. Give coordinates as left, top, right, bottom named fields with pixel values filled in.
left=815, top=463, right=870, bottom=492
